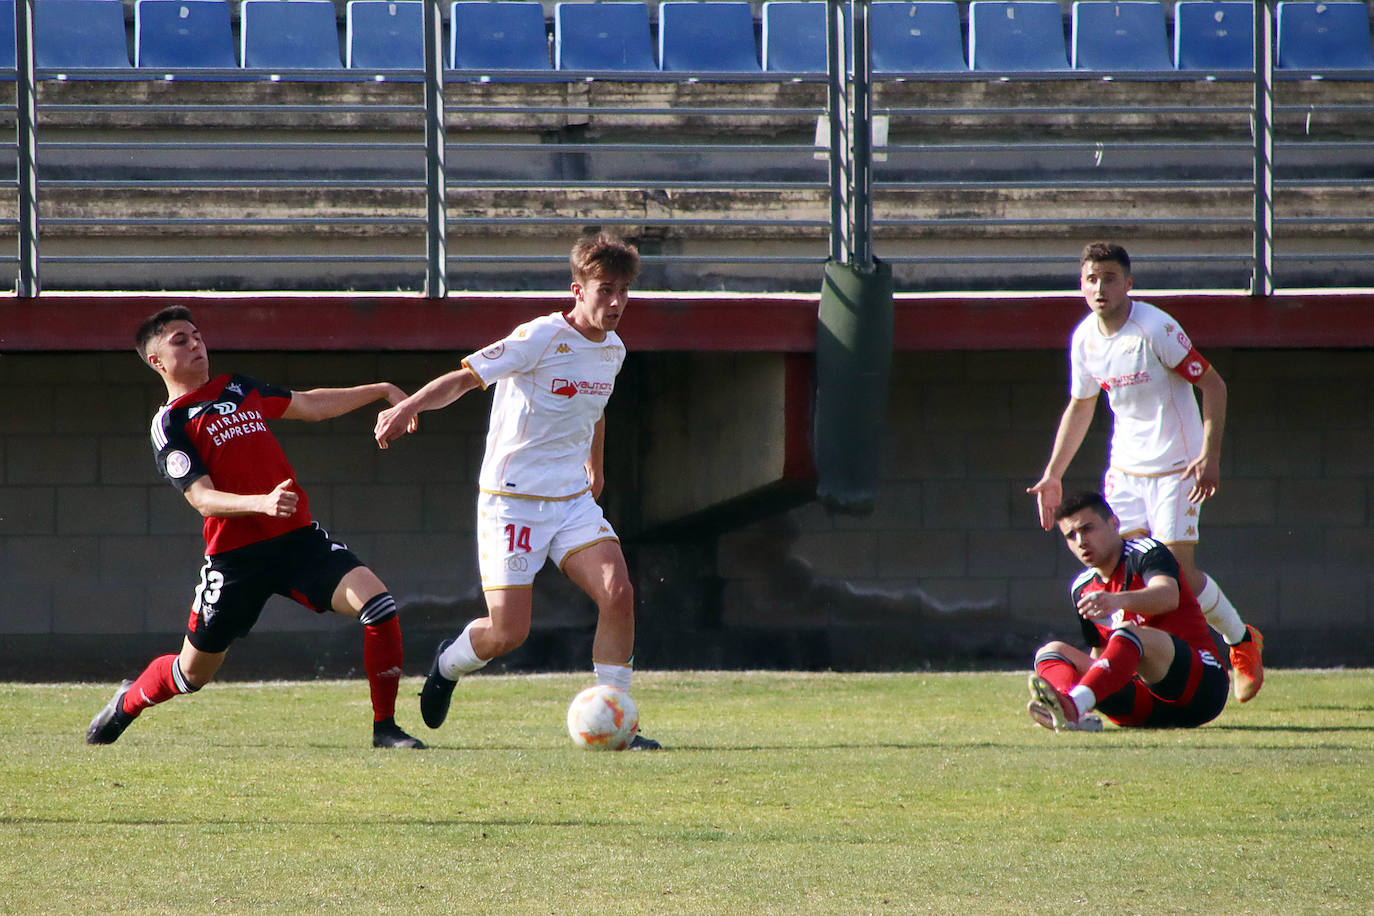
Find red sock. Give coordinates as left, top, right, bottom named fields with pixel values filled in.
left=1079, top=630, right=1144, bottom=701
left=1033, top=650, right=1080, bottom=695
left=122, top=654, right=190, bottom=717
left=363, top=616, right=404, bottom=722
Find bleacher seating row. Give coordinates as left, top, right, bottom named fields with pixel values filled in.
left=1, top=0, right=1371, bottom=74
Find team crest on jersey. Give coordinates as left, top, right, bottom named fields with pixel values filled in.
left=482, top=343, right=505, bottom=359
left=165, top=450, right=192, bottom=479
left=601, top=347, right=618, bottom=362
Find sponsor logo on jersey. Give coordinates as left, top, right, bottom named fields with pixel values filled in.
left=552, top=378, right=614, bottom=398
left=1096, top=370, right=1151, bottom=392
left=165, top=450, right=193, bottom=478
left=482, top=343, right=505, bottom=359
left=211, top=400, right=238, bottom=416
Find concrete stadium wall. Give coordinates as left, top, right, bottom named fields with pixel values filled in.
left=1, top=345, right=1369, bottom=678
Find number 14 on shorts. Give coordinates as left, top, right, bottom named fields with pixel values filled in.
left=505, top=524, right=532, bottom=553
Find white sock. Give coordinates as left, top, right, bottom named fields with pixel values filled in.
left=438, top=620, right=489, bottom=681
left=594, top=661, right=632, bottom=694
left=1069, top=685, right=1096, bottom=718
left=1196, top=575, right=1247, bottom=644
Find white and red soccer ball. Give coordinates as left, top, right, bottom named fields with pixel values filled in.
left=566, top=685, right=639, bottom=750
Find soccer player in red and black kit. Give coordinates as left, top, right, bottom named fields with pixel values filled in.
left=1026, top=490, right=1229, bottom=732
left=86, top=306, right=425, bottom=748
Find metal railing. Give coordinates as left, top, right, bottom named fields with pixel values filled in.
left=6, top=0, right=1374, bottom=296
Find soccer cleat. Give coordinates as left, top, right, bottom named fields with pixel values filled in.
left=418, top=638, right=457, bottom=729
left=86, top=680, right=136, bottom=745
left=1026, top=673, right=1099, bottom=733
left=372, top=717, right=426, bottom=749
left=628, top=733, right=662, bottom=750
left=1229, top=624, right=1265, bottom=703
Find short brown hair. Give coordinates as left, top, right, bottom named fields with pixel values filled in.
left=1054, top=490, right=1114, bottom=524
left=135, top=306, right=194, bottom=365
left=1080, top=242, right=1130, bottom=274
left=570, top=232, right=640, bottom=284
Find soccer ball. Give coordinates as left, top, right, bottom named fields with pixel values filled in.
left=566, top=685, right=639, bottom=750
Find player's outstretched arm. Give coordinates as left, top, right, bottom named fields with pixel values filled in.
left=1182, top=367, right=1227, bottom=503
left=183, top=476, right=299, bottom=519
left=283, top=383, right=410, bottom=423
left=1028, top=396, right=1097, bottom=530
left=375, top=367, right=480, bottom=449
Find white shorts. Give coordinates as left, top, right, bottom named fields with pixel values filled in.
left=1103, top=467, right=1200, bottom=544
left=476, top=490, right=619, bottom=589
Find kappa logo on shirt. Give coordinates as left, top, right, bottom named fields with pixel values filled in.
left=556, top=343, right=572, bottom=354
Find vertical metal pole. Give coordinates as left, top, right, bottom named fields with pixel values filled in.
left=15, top=0, right=39, bottom=297
left=825, top=0, right=848, bottom=264
left=422, top=0, right=448, bottom=297
left=1251, top=0, right=1274, bottom=295
left=849, top=0, right=873, bottom=271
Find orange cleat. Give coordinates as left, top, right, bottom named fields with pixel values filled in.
left=1229, top=624, right=1265, bottom=703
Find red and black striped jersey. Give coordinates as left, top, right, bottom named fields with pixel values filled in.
left=150, top=373, right=310, bottom=555
left=1071, top=536, right=1214, bottom=654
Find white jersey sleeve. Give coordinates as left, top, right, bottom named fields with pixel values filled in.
left=463, top=312, right=626, bottom=500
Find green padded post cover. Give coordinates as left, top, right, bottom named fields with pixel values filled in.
left=813, top=257, right=893, bottom=514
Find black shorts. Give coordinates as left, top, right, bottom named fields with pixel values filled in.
left=1096, top=633, right=1229, bottom=728
left=185, top=522, right=365, bottom=653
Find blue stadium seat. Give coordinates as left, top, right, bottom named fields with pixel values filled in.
left=1276, top=1, right=1374, bottom=70
left=135, top=0, right=238, bottom=69
left=761, top=1, right=830, bottom=72
left=347, top=0, right=424, bottom=69
left=34, top=0, right=133, bottom=69
left=871, top=1, right=967, bottom=73
left=554, top=2, right=655, bottom=71
left=240, top=0, right=344, bottom=69
left=1173, top=1, right=1252, bottom=71
left=658, top=1, right=759, bottom=72
left=968, top=1, right=1070, bottom=71
left=1070, top=2, right=1171, bottom=70
left=0, top=1, right=14, bottom=71
left=450, top=1, right=551, bottom=70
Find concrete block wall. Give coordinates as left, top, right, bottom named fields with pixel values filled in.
left=2, top=346, right=1371, bottom=677
left=716, top=348, right=1374, bottom=668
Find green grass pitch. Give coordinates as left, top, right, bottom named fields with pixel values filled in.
left=2, top=670, right=1370, bottom=914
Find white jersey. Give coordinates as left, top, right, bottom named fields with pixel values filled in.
left=1069, top=299, right=1209, bottom=476
left=463, top=311, right=625, bottom=500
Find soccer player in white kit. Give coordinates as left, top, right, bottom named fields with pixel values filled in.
left=373, top=233, right=660, bottom=747
left=1028, top=242, right=1264, bottom=703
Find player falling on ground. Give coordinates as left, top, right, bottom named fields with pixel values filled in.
left=373, top=233, right=660, bottom=749
left=1027, top=490, right=1229, bottom=732
left=1028, top=241, right=1264, bottom=703
left=87, top=306, right=425, bottom=748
